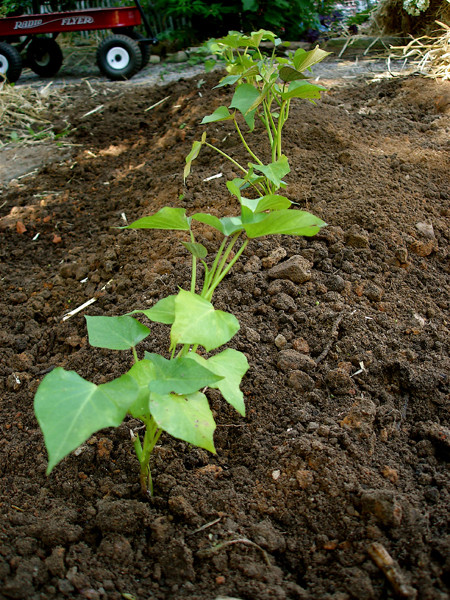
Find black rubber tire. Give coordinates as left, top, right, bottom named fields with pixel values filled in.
left=129, top=31, right=151, bottom=69
left=0, top=42, right=23, bottom=83
left=96, top=34, right=142, bottom=81
left=26, top=38, right=63, bottom=77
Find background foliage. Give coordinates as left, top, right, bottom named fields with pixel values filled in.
left=150, top=0, right=339, bottom=41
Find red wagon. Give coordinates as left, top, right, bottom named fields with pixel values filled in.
left=0, top=0, right=156, bottom=82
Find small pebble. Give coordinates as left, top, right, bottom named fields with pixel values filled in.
left=275, top=334, right=287, bottom=349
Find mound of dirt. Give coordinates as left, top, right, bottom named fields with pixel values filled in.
left=0, top=68, right=449, bottom=600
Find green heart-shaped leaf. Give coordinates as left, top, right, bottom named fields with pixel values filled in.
left=279, top=66, right=308, bottom=82
left=240, top=194, right=291, bottom=213
left=126, top=207, right=191, bottom=231
left=189, top=349, right=249, bottom=415
left=201, top=106, right=233, bottom=123
left=86, top=315, right=150, bottom=350
left=214, top=74, right=241, bottom=88
left=244, top=209, right=326, bottom=238
left=184, top=138, right=204, bottom=180
left=192, top=213, right=244, bottom=236
left=182, top=241, right=208, bottom=259
left=171, top=289, right=240, bottom=352
left=150, top=391, right=216, bottom=453
left=280, top=80, right=326, bottom=101
left=144, top=353, right=223, bottom=395
left=226, top=179, right=242, bottom=201
left=35, top=368, right=139, bottom=473
left=126, top=359, right=156, bottom=418
left=230, top=83, right=260, bottom=129
left=250, top=155, right=290, bottom=188
left=293, top=46, right=330, bottom=72
left=132, top=295, right=176, bottom=325
left=240, top=206, right=266, bottom=225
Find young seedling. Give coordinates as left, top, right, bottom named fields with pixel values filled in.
left=34, top=30, right=329, bottom=497
left=194, top=29, right=331, bottom=196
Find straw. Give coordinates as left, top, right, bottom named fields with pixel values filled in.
left=390, top=19, right=450, bottom=80
left=0, top=80, right=72, bottom=146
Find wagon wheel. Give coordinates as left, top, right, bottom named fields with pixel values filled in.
left=96, top=34, right=142, bottom=81
left=129, top=32, right=151, bottom=69
left=111, top=28, right=151, bottom=69
left=0, top=42, right=23, bottom=83
left=26, top=38, right=63, bottom=77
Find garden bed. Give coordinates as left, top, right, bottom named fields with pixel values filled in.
left=0, top=68, right=449, bottom=600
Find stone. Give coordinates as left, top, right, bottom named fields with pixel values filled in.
left=270, top=292, right=297, bottom=312
left=381, top=466, right=399, bottom=483
left=325, top=274, right=345, bottom=293
left=292, top=337, right=309, bottom=353
left=268, top=255, right=312, bottom=284
left=277, top=350, right=316, bottom=372
left=288, top=370, right=315, bottom=392
left=243, top=255, right=261, bottom=272
left=45, top=547, right=66, bottom=578
left=395, top=247, right=409, bottom=264
left=340, top=398, right=377, bottom=435
left=245, top=327, right=261, bottom=343
left=152, top=259, right=172, bottom=274
left=361, top=490, right=403, bottom=527
left=296, top=469, right=314, bottom=489
left=159, top=540, right=195, bottom=583
left=10, top=291, right=28, bottom=304
left=262, top=246, right=287, bottom=268
left=364, top=282, right=383, bottom=302
left=275, top=334, right=287, bottom=349
left=166, top=50, right=189, bottom=63
left=267, top=278, right=299, bottom=297
left=415, top=222, right=435, bottom=239
left=60, top=263, right=77, bottom=278
left=325, top=368, right=354, bottom=395
left=345, top=227, right=369, bottom=248
left=409, top=239, right=437, bottom=257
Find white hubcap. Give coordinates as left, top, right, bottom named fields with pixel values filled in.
left=0, top=55, right=9, bottom=74
left=35, top=52, right=50, bottom=67
left=106, top=46, right=130, bottom=70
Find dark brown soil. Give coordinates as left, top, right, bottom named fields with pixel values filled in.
left=0, top=69, right=449, bottom=600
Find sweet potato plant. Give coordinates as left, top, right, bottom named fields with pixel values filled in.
left=35, top=30, right=329, bottom=496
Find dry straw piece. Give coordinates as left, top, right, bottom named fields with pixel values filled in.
left=0, top=80, right=71, bottom=146
left=390, top=19, right=450, bottom=80
left=371, top=0, right=450, bottom=36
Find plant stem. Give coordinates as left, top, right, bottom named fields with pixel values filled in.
left=190, top=230, right=197, bottom=293
left=234, top=119, right=262, bottom=165
left=205, top=233, right=240, bottom=299
left=139, top=415, right=162, bottom=496
left=262, top=102, right=275, bottom=154
left=202, top=237, right=226, bottom=296
left=204, top=142, right=247, bottom=175
left=217, top=232, right=240, bottom=274
left=132, top=346, right=138, bottom=363
left=133, top=434, right=143, bottom=461
left=205, top=237, right=249, bottom=301
left=276, top=100, right=287, bottom=160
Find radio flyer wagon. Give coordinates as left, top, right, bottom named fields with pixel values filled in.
left=0, top=0, right=157, bottom=82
